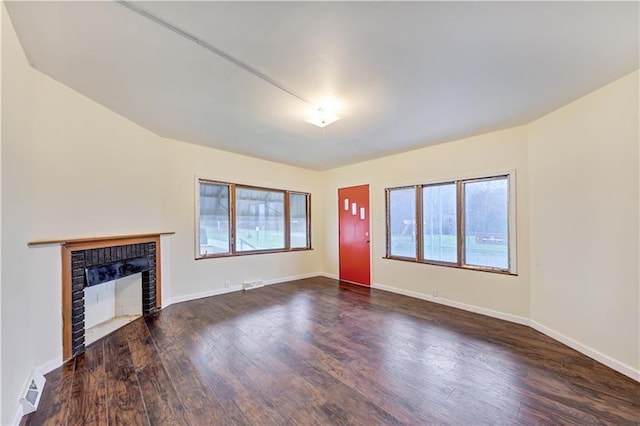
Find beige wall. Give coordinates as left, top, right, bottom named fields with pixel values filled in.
left=0, top=10, right=322, bottom=424
left=528, top=70, right=639, bottom=372
left=321, top=127, right=530, bottom=318
left=159, top=139, right=322, bottom=302
left=2, top=7, right=37, bottom=424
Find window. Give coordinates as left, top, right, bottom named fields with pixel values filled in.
left=387, top=187, right=416, bottom=258
left=423, top=183, right=457, bottom=264
left=290, top=192, right=310, bottom=249
left=199, top=182, right=230, bottom=256
left=197, top=179, right=311, bottom=258
left=386, top=173, right=515, bottom=274
left=235, top=187, right=285, bottom=252
left=463, top=178, right=509, bottom=270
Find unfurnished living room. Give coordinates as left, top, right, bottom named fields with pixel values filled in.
left=2, top=1, right=639, bottom=425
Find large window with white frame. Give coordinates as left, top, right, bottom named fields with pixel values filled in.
left=197, top=179, right=311, bottom=258
left=385, top=173, right=516, bottom=274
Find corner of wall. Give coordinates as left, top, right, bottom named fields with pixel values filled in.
left=526, top=69, right=640, bottom=373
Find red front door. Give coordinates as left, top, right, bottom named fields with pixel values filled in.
left=338, top=185, right=371, bottom=286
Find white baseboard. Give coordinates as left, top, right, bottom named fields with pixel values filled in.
left=371, top=281, right=639, bottom=382
left=165, top=272, right=323, bottom=307
left=529, top=320, right=640, bottom=382
left=12, top=404, right=25, bottom=426
left=319, top=272, right=338, bottom=280
left=12, top=355, right=62, bottom=425
left=371, top=282, right=529, bottom=326
left=263, top=272, right=321, bottom=286
left=166, top=285, right=243, bottom=306
left=34, top=357, right=63, bottom=377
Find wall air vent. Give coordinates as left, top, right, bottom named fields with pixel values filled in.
left=20, top=372, right=46, bottom=415
left=243, top=280, right=264, bottom=290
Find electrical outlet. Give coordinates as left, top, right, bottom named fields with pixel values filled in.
left=224, top=280, right=230, bottom=289
left=431, top=288, right=438, bottom=297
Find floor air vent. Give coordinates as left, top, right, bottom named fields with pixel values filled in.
left=243, top=280, right=264, bottom=290
left=20, top=372, right=46, bottom=415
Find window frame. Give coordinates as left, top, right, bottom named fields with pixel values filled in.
left=289, top=190, right=312, bottom=250
left=385, top=185, right=419, bottom=261
left=196, top=178, right=312, bottom=259
left=420, top=180, right=458, bottom=267
left=385, top=172, right=517, bottom=275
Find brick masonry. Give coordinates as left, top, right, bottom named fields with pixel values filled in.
left=70, top=242, right=157, bottom=356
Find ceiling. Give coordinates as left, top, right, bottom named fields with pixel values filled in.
left=5, top=1, right=639, bottom=170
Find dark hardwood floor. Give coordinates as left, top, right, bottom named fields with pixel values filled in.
left=22, top=277, right=640, bottom=425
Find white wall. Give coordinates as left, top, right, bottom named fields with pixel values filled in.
left=528, top=70, right=639, bottom=373
left=0, top=8, right=322, bottom=424
left=321, top=126, right=530, bottom=318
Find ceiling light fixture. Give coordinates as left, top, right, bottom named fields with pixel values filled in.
left=306, top=105, right=341, bottom=128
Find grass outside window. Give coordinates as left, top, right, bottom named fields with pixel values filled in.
left=385, top=173, right=516, bottom=274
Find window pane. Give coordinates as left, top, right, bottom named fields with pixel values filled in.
left=235, top=188, right=285, bottom=251
left=388, top=188, right=416, bottom=258
left=290, top=193, right=309, bottom=249
left=423, top=184, right=457, bottom=263
left=199, top=182, right=230, bottom=256
left=464, top=178, right=509, bottom=269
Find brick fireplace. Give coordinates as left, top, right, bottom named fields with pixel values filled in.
left=61, top=234, right=168, bottom=360
left=69, top=242, right=156, bottom=356
left=28, top=233, right=171, bottom=361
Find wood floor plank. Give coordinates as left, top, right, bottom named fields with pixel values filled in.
left=260, top=321, right=446, bottom=424
left=202, top=332, right=311, bottom=425
left=174, top=316, right=253, bottom=424
left=187, top=303, right=306, bottom=425
left=66, top=341, right=107, bottom=425
left=518, top=367, right=640, bottom=424
left=103, top=328, right=149, bottom=426
left=124, top=318, right=192, bottom=426
left=144, top=308, right=240, bottom=424
left=22, top=277, right=640, bottom=425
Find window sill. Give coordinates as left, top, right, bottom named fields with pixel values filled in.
left=383, top=256, right=517, bottom=276
left=196, top=247, right=313, bottom=260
